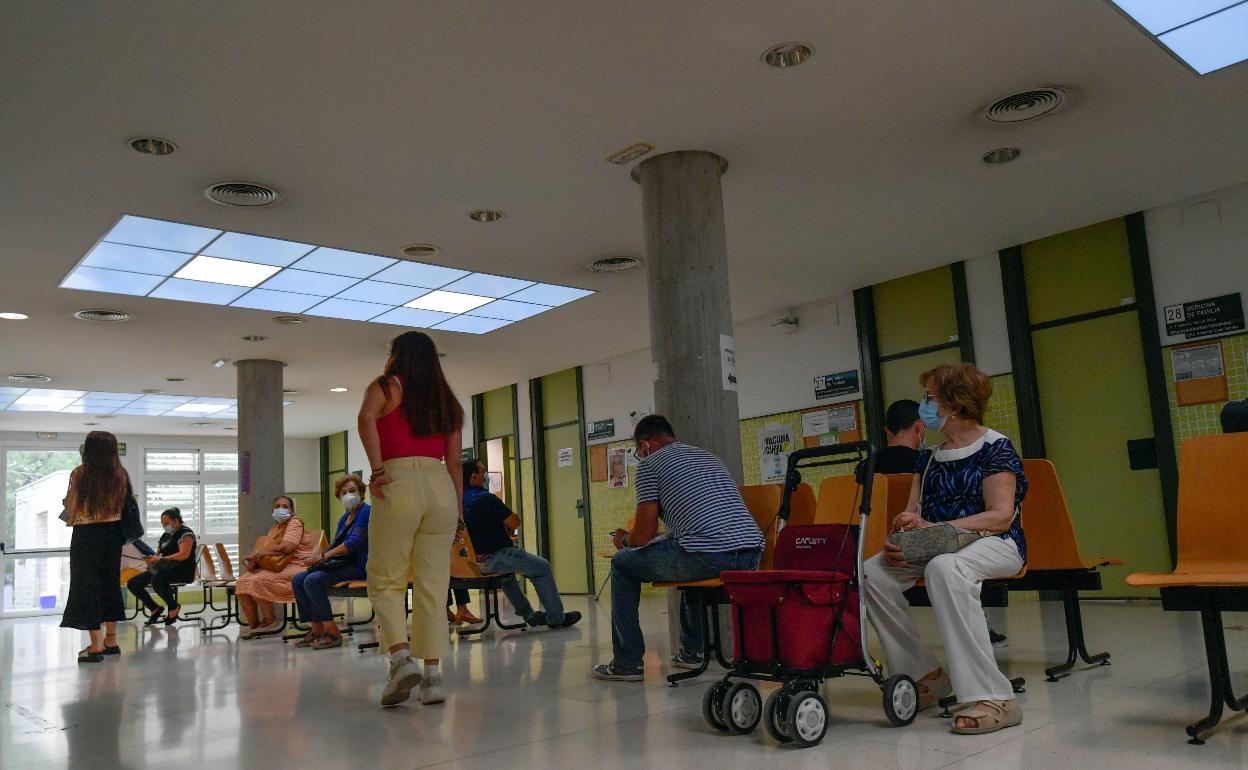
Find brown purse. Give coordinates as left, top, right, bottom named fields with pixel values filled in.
left=257, top=522, right=297, bottom=572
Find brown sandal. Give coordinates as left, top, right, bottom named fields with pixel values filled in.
left=917, top=669, right=952, bottom=711
left=951, top=699, right=1023, bottom=734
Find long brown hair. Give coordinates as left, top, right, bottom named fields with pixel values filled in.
left=379, top=331, right=464, bottom=436
left=75, top=431, right=129, bottom=518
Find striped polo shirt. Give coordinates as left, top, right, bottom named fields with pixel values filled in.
left=635, top=442, right=764, bottom=553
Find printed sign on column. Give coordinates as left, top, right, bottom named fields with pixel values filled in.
left=758, top=424, right=793, bottom=483
left=720, top=334, right=737, bottom=391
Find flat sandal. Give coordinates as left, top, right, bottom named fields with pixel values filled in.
left=951, top=699, right=1023, bottom=735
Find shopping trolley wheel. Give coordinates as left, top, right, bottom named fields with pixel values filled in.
left=702, top=681, right=731, bottom=732
left=723, top=682, right=762, bottom=735
left=882, top=674, right=918, bottom=726
left=785, top=691, right=829, bottom=748
left=763, top=689, right=793, bottom=743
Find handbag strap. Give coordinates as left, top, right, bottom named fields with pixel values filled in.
left=916, top=450, right=934, bottom=517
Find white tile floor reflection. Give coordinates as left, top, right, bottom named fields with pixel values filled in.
left=3, top=594, right=1248, bottom=769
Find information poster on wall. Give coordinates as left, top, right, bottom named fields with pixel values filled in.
left=758, top=424, right=794, bottom=483
left=1172, top=343, right=1224, bottom=381
left=587, top=419, right=615, bottom=441
left=608, top=447, right=629, bottom=489
left=1164, top=293, right=1244, bottom=340
left=557, top=448, right=574, bottom=467
left=814, top=370, right=859, bottom=400
left=800, top=404, right=859, bottom=447
left=720, top=334, right=738, bottom=391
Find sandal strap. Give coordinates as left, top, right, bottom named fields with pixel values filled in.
left=960, top=700, right=1010, bottom=721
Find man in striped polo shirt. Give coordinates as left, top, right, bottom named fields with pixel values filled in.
left=591, top=415, right=764, bottom=682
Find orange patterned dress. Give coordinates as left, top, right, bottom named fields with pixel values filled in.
left=234, top=518, right=313, bottom=603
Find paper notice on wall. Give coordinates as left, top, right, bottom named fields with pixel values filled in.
left=607, top=447, right=629, bottom=489
left=830, top=404, right=857, bottom=432
left=801, top=410, right=830, bottom=437
left=1171, top=343, right=1224, bottom=381
left=557, top=448, right=574, bottom=467
left=758, top=424, right=793, bottom=483
left=720, top=334, right=737, bottom=391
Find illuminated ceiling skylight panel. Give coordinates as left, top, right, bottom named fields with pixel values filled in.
left=24, top=389, right=86, bottom=398
left=231, top=288, right=323, bottom=313
left=1157, top=2, right=1248, bottom=74
left=82, top=242, right=193, bottom=276
left=504, top=283, right=593, bottom=307
left=304, top=298, right=391, bottom=321
left=169, top=402, right=230, bottom=414
left=133, top=394, right=192, bottom=406
left=173, top=256, right=282, bottom=287
left=291, top=247, right=397, bottom=278
left=0, top=396, right=17, bottom=408
left=188, top=397, right=235, bottom=405
left=405, top=290, right=493, bottom=314
left=148, top=278, right=250, bottom=305
left=74, top=397, right=138, bottom=408
left=103, top=215, right=221, bottom=254
left=433, top=315, right=514, bottom=335
left=370, top=307, right=455, bottom=328
left=61, top=405, right=106, bottom=413
left=86, top=392, right=145, bottom=400
left=13, top=394, right=79, bottom=410
left=259, top=269, right=360, bottom=296
left=114, top=406, right=171, bottom=416
left=1109, top=0, right=1239, bottom=34
left=440, top=273, right=535, bottom=299
left=468, top=299, right=551, bottom=321
left=202, top=232, right=316, bottom=267
left=334, top=280, right=430, bottom=305
left=0, top=387, right=28, bottom=396
left=370, top=261, right=469, bottom=289
left=61, top=266, right=165, bottom=296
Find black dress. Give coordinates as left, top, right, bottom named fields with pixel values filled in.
left=61, top=520, right=126, bottom=631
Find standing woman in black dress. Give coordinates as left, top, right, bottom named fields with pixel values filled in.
left=61, top=431, right=131, bottom=662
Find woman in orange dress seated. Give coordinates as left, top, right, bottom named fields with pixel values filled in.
left=235, top=495, right=313, bottom=638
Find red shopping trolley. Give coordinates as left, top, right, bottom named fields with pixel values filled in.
left=701, top=443, right=919, bottom=748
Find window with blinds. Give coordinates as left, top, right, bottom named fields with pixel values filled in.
left=140, top=448, right=239, bottom=548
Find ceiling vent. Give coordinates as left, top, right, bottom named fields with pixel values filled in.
left=74, top=309, right=129, bottom=322
left=8, top=373, right=52, bottom=383
left=588, top=256, right=641, bottom=273
left=401, top=244, right=440, bottom=260
left=980, top=87, right=1068, bottom=125
left=204, top=181, right=281, bottom=207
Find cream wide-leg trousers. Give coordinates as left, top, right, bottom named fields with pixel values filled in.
left=366, top=456, right=458, bottom=658
left=863, top=535, right=1023, bottom=703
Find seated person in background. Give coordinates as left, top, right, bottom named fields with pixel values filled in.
left=462, top=458, right=581, bottom=629
left=1221, top=398, right=1248, bottom=433
left=863, top=363, right=1027, bottom=735
left=591, top=415, right=763, bottom=682
left=127, top=507, right=197, bottom=626
left=874, top=399, right=924, bottom=474
left=291, top=475, right=370, bottom=649
left=236, top=495, right=313, bottom=639
left=446, top=588, right=482, bottom=625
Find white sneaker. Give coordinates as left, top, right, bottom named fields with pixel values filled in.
left=380, top=657, right=423, bottom=707
left=418, top=672, right=445, bottom=705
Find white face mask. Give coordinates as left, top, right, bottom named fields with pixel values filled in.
left=273, top=508, right=292, bottom=522
left=341, top=492, right=361, bottom=510
left=163, top=524, right=175, bottom=535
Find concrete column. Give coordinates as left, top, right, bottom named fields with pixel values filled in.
left=637, top=150, right=741, bottom=658
left=638, top=150, right=743, bottom=480
left=235, top=359, right=285, bottom=550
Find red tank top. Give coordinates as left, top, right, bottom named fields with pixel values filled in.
left=377, top=377, right=448, bottom=461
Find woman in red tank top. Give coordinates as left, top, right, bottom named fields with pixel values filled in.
left=358, top=331, right=464, bottom=707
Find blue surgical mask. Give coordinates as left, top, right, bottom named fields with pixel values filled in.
left=918, top=398, right=948, bottom=431
left=273, top=508, right=292, bottom=523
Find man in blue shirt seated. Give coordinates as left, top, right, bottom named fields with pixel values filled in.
left=591, top=415, right=764, bottom=682
left=461, top=459, right=581, bottom=630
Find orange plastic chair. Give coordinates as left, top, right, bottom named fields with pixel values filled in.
left=860, top=473, right=913, bottom=560
left=784, top=483, right=818, bottom=526
left=1125, top=434, right=1248, bottom=743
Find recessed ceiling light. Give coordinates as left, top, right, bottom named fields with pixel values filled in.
left=762, top=42, right=814, bottom=68
left=74, top=309, right=129, bottom=322
left=191, top=422, right=213, bottom=427
left=406, top=290, right=493, bottom=314
left=0, top=312, right=28, bottom=320
left=589, top=256, right=641, bottom=273
left=83, top=422, right=100, bottom=426
left=468, top=209, right=504, bottom=223
left=8, top=374, right=52, bottom=383
left=401, top=244, right=440, bottom=259
left=330, top=387, right=349, bottom=393
left=142, top=388, right=164, bottom=394
left=282, top=389, right=298, bottom=395
left=212, top=358, right=230, bottom=368
left=271, top=315, right=305, bottom=325
left=982, top=147, right=1021, bottom=164
left=95, top=415, right=115, bottom=420
left=223, top=426, right=236, bottom=430
left=606, top=143, right=655, bottom=165
left=128, top=137, right=178, bottom=156
left=166, top=377, right=186, bottom=382
left=242, top=335, right=267, bottom=342
left=174, top=255, right=281, bottom=288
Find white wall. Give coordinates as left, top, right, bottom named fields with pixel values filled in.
left=1145, top=180, right=1248, bottom=346
left=283, top=437, right=320, bottom=492
left=581, top=348, right=654, bottom=446
left=964, top=252, right=1011, bottom=376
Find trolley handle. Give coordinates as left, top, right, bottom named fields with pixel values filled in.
left=777, top=441, right=876, bottom=522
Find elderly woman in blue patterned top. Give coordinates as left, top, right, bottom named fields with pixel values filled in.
left=863, top=363, right=1028, bottom=735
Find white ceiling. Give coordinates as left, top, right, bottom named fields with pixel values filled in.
left=2, top=0, right=1246, bottom=438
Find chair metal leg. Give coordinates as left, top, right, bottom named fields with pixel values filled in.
left=1187, top=607, right=1248, bottom=744
left=666, top=591, right=717, bottom=687
left=1045, top=589, right=1111, bottom=681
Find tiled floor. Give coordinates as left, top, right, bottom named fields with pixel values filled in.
left=3, top=594, right=1248, bottom=769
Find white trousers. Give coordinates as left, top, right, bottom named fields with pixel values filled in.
left=863, top=536, right=1023, bottom=703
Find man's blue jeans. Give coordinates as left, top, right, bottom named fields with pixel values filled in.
left=610, top=538, right=761, bottom=668
left=480, top=547, right=565, bottom=625
left=292, top=564, right=362, bottom=624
